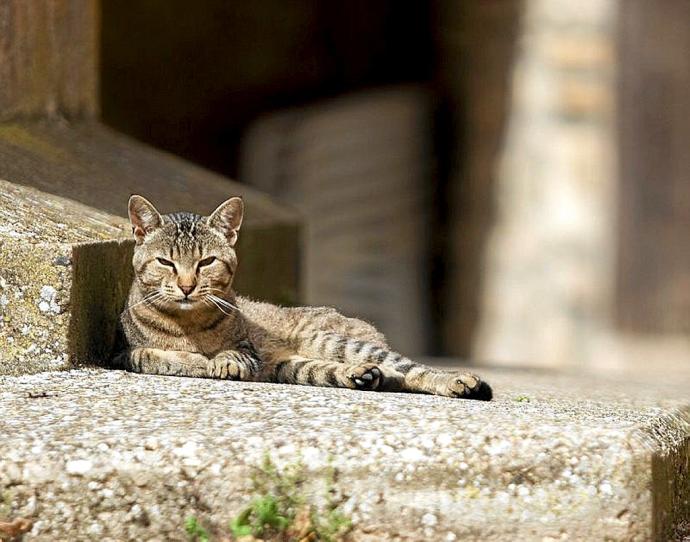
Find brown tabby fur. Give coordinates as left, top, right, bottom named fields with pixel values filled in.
left=115, top=195, right=492, bottom=400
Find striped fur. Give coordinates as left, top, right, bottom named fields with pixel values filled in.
left=116, top=195, right=492, bottom=401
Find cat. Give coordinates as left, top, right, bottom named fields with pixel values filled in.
left=115, top=195, right=492, bottom=400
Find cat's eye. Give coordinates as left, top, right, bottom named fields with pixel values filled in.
left=156, top=257, right=175, bottom=268
left=197, top=256, right=216, bottom=268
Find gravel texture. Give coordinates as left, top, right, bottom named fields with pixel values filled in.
left=0, top=366, right=687, bottom=541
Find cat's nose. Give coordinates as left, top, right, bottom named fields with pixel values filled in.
left=179, top=284, right=195, bottom=296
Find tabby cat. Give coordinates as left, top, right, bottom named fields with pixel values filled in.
left=115, top=195, right=492, bottom=400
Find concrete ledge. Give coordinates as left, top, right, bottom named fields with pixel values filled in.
left=0, top=180, right=132, bottom=375
left=0, top=367, right=687, bottom=540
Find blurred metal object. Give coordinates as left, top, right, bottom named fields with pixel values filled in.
left=241, top=87, right=431, bottom=354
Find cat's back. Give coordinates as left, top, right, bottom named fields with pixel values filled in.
left=237, top=296, right=388, bottom=347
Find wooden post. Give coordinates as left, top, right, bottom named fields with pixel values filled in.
left=0, top=0, right=98, bottom=121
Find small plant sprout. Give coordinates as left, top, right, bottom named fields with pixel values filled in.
left=185, top=515, right=210, bottom=542
left=227, top=453, right=352, bottom=541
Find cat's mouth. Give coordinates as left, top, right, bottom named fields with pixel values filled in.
left=176, top=298, right=198, bottom=309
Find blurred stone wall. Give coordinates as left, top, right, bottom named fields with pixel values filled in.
left=436, top=1, right=522, bottom=358
left=468, top=0, right=618, bottom=368
left=617, top=0, right=690, bottom=335
left=241, top=88, right=431, bottom=354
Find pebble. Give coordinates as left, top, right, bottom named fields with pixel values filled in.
left=66, top=459, right=93, bottom=475
left=421, top=513, right=438, bottom=527
left=38, top=285, right=61, bottom=314
left=399, top=447, right=425, bottom=462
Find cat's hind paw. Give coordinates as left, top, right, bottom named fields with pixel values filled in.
left=445, top=373, right=493, bottom=401
left=346, top=364, right=383, bottom=391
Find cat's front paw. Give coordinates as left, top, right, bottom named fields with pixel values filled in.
left=346, top=364, right=383, bottom=390
left=445, top=373, right=493, bottom=401
left=208, top=352, right=245, bottom=380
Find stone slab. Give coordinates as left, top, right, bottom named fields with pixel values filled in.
left=0, top=180, right=131, bottom=375
left=0, top=367, right=687, bottom=541
left=0, top=121, right=301, bottom=305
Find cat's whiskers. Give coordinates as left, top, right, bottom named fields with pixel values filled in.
left=203, top=294, right=234, bottom=316
left=204, top=288, right=239, bottom=308
left=207, top=293, right=239, bottom=311
left=200, top=297, right=215, bottom=311
left=126, top=291, right=163, bottom=312
left=207, top=287, right=230, bottom=295
left=196, top=287, right=239, bottom=311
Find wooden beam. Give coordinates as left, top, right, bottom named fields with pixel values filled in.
left=0, top=0, right=98, bottom=120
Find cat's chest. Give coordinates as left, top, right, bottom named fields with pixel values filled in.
left=129, top=310, right=239, bottom=356
left=157, top=325, right=237, bottom=356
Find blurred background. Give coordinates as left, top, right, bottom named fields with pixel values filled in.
left=98, top=0, right=690, bottom=372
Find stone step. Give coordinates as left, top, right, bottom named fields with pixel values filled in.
left=0, top=180, right=131, bottom=376
left=0, top=367, right=687, bottom=541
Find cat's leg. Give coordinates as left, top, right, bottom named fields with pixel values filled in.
left=115, top=348, right=210, bottom=377
left=294, top=332, right=492, bottom=400
left=269, top=355, right=383, bottom=391
left=116, top=344, right=262, bottom=381
left=380, top=360, right=492, bottom=400
left=207, top=341, right=263, bottom=380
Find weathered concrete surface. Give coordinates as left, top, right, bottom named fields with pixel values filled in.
left=0, top=180, right=131, bottom=375
left=0, top=367, right=687, bottom=541
left=0, top=121, right=301, bottom=306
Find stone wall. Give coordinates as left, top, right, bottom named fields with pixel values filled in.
left=0, top=180, right=131, bottom=375
left=469, top=0, right=618, bottom=368
left=241, top=88, right=431, bottom=354
left=617, top=0, right=690, bottom=334
left=437, top=0, right=522, bottom=358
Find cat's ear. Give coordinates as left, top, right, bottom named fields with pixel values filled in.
left=128, top=195, right=163, bottom=244
left=208, top=196, right=243, bottom=246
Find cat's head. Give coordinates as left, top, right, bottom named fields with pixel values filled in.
left=127, top=195, right=243, bottom=312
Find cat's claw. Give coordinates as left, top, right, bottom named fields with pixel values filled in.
left=348, top=364, right=382, bottom=390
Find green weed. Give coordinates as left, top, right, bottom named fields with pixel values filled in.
left=228, top=454, right=351, bottom=541
left=183, top=454, right=352, bottom=541
left=185, top=515, right=210, bottom=542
